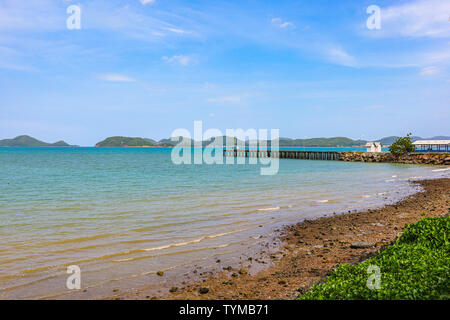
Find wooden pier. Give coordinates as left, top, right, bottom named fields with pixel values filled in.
left=223, top=149, right=341, bottom=160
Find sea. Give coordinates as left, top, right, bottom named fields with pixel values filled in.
left=0, top=146, right=448, bottom=299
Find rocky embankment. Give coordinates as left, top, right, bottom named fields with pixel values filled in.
left=339, top=152, right=450, bottom=165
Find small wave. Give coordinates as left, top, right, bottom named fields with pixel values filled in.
left=143, top=228, right=247, bottom=252
left=397, top=176, right=422, bottom=181
left=112, top=244, right=231, bottom=262
left=432, top=168, right=450, bottom=172
left=313, top=200, right=328, bottom=203
left=257, top=207, right=280, bottom=211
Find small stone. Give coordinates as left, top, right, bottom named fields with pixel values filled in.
left=156, top=271, right=164, bottom=276
left=350, top=241, right=375, bottom=249
left=199, top=287, right=209, bottom=294
left=169, top=287, right=178, bottom=293
left=372, top=223, right=384, bottom=227
left=258, top=277, right=268, bottom=282
left=239, top=268, right=248, bottom=275
left=278, top=280, right=287, bottom=285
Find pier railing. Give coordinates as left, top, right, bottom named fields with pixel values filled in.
left=223, top=149, right=341, bottom=160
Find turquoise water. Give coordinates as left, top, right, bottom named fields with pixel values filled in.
left=0, top=147, right=447, bottom=299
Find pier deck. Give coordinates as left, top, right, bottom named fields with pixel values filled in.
left=223, top=149, right=342, bottom=160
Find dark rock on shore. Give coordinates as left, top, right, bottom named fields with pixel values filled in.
left=350, top=241, right=375, bottom=249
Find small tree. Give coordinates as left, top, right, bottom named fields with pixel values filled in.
left=389, top=133, right=415, bottom=156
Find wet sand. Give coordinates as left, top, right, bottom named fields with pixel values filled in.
left=117, top=178, right=450, bottom=300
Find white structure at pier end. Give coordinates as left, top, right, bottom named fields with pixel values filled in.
left=365, top=142, right=382, bottom=153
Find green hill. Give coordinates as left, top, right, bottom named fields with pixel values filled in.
left=276, top=137, right=365, bottom=147
left=95, top=134, right=450, bottom=148
left=0, top=135, right=73, bottom=147
left=95, top=136, right=158, bottom=147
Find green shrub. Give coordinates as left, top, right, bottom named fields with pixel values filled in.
left=299, top=217, right=450, bottom=300
left=389, top=133, right=415, bottom=156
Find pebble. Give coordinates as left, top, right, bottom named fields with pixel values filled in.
left=199, top=288, right=209, bottom=294
left=350, top=241, right=375, bottom=249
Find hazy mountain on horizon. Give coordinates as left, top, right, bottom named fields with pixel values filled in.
left=2, top=134, right=449, bottom=147
left=94, top=135, right=450, bottom=147
left=0, top=135, right=75, bottom=147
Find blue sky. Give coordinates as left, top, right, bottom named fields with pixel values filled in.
left=0, top=0, right=449, bottom=146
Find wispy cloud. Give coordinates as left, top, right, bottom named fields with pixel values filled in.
left=419, top=66, right=440, bottom=76
left=206, top=94, right=251, bottom=106
left=166, top=27, right=187, bottom=34
left=271, top=17, right=294, bottom=29
left=163, top=54, right=196, bottom=66
left=0, top=0, right=63, bottom=31
left=204, top=82, right=218, bottom=89
left=371, top=0, right=450, bottom=38
left=98, top=74, right=136, bottom=82
left=326, top=47, right=356, bottom=67
left=140, top=0, right=156, bottom=5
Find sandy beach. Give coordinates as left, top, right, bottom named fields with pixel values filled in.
left=117, top=177, right=449, bottom=300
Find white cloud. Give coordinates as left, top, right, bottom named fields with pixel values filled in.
left=271, top=17, right=294, bottom=29
left=326, top=47, right=356, bottom=67
left=419, top=66, right=440, bottom=76
left=374, top=0, right=450, bottom=38
left=0, top=0, right=62, bottom=31
left=140, top=0, right=156, bottom=5
left=163, top=54, right=196, bottom=66
left=98, top=74, right=136, bottom=82
left=207, top=96, right=242, bottom=103
left=204, top=82, right=218, bottom=89
left=166, top=27, right=187, bottom=34
left=206, top=94, right=251, bottom=106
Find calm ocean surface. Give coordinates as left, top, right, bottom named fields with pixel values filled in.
left=0, top=147, right=448, bottom=299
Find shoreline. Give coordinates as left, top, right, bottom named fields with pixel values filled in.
left=118, top=177, right=450, bottom=300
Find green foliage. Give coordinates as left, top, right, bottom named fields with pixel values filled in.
left=389, top=133, right=415, bottom=156
left=95, top=136, right=157, bottom=147
left=277, top=137, right=365, bottom=147
left=299, top=216, right=450, bottom=300
left=0, top=135, right=72, bottom=147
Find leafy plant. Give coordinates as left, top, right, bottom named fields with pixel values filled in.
left=299, top=216, right=450, bottom=300
left=389, top=133, right=415, bottom=156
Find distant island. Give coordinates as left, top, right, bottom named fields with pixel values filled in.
left=0, top=135, right=76, bottom=147
left=2, top=134, right=448, bottom=147
left=96, top=136, right=163, bottom=147
left=94, top=135, right=450, bottom=148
